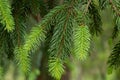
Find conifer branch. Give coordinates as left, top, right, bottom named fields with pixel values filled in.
left=99, top=0, right=108, bottom=10
left=88, top=2, right=102, bottom=35
left=109, top=0, right=120, bottom=16
left=108, top=41, right=120, bottom=70
left=48, top=7, right=74, bottom=79
left=15, top=47, right=31, bottom=74
left=15, top=5, right=66, bottom=74
left=73, top=25, right=91, bottom=60
left=0, top=0, right=15, bottom=32
left=1, top=0, right=118, bottom=79
left=57, top=9, right=70, bottom=57
left=112, top=24, right=119, bottom=39
left=48, top=58, right=64, bottom=80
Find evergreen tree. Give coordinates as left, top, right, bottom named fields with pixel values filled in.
left=0, top=0, right=120, bottom=80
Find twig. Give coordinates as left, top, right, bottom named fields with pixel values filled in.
left=109, top=0, right=120, bottom=16
left=84, top=0, right=91, bottom=14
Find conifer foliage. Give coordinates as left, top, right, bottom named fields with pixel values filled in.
left=0, top=0, right=120, bottom=80
left=73, top=25, right=91, bottom=61
left=0, top=0, right=14, bottom=32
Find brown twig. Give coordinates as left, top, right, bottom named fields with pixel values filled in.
left=109, top=0, right=120, bottom=16
left=84, top=0, right=91, bottom=14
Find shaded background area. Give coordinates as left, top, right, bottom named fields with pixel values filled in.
left=1, top=5, right=120, bottom=80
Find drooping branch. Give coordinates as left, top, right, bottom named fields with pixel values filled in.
left=15, top=4, right=66, bottom=74
left=0, top=0, right=15, bottom=32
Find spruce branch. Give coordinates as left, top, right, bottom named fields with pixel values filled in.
left=73, top=25, right=91, bottom=60
left=48, top=57, right=64, bottom=80
left=15, top=26, right=45, bottom=74
left=48, top=6, right=74, bottom=79
left=13, top=17, right=26, bottom=46
left=112, top=25, right=119, bottom=39
left=15, top=5, right=66, bottom=74
left=99, top=0, right=108, bottom=10
left=0, top=0, right=15, bottom=32
left=112, top=16, right=120, bottom=39
left=108, top=41, right=120, bottom=70
left=88, top=2, right=103, bottom=35
left=15, top=47, right=31, bottom=74
left=109, top=0, right=120, bottom=16
left=0, top=27, right=14, bottom=59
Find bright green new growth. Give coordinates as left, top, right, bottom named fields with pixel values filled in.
left=23, top=27, right=45, bottom=54
left=15, top=27, right=45, bottom=73
left=15, top=47, right=31, bottom=74
left=0, top=0, right=14, bottom=32
left=73, top=25, right=91, bottom=60
left=48, top=58, right=64, bottom=80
